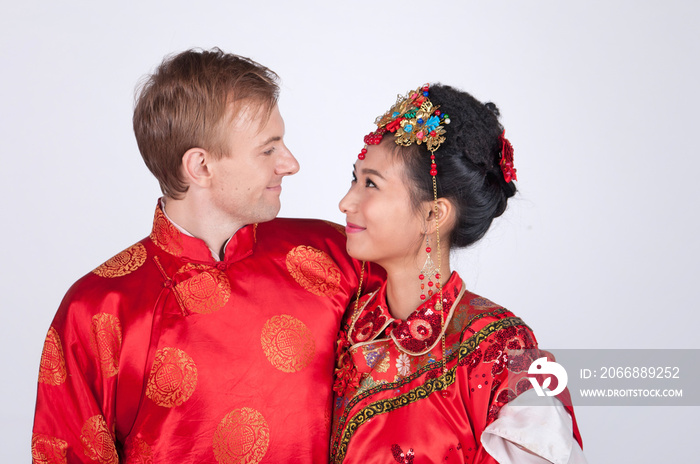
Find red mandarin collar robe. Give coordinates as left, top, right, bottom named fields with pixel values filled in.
left=32, top=202, right=380, bottom=463
left=331, top=272, right=583, bottom=463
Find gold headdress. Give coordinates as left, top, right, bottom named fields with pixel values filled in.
left=359, top=84, right=450, bottom=174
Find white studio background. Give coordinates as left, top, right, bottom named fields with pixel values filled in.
left=2, top=1, right=698, bottom=462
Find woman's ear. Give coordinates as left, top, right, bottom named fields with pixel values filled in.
left=425, top=198, right=456, bottom=235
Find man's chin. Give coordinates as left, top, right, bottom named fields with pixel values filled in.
left=254, top=204, right=281, bottom=224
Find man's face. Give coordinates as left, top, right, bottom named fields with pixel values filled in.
left=208, top=103, right=299, bottom=226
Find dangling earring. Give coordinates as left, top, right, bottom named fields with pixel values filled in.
left=419, top=236, right=438, bottom=301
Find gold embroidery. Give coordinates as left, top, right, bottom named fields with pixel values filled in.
left=213, top=407, right=270, bottom=464
left=38, top=327, right=67, bottom=386
left=124, top=436, right=153, bottom=464
left=286, top=245, right=342, bottom=297
left=323, top=220, right=347, bottom=236
left=260, top=315, right=315, bottom=373
left=91, top=313, right=122, bottom=378
left=174, top=264, right=231, bottom=314
left=332, top=316, right=527, bottom=462
left=92, top=243, right=147, bottom=278
left=150, top=207, right=183, bottom=256
left=145, top=347, right=198, bottom=407
left=80, top=415, right=118, bottom=464
left=31, top=433, right=68, bottom=464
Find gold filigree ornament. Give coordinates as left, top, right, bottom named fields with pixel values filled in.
left=358, top=84, right=450, bottom=161
left=286, top=245, right=342, bottom=297
left=80, top=415, right=118, bottom=464
left=90, top=313, right=123, bottom=378
left=32, top=433, right=68, bottom=464
left=145, top=347, right=198, bottom=407
left=174, top=263, right=232, bottom=314
left=260, top=315, right=316, bottom=373
left=213, top=407, right=270, bottom=464
left=38, top=327, right=67, bottom=386
left=92, top=243, right=147, bottom=278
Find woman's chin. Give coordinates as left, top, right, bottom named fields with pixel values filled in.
left=345, top=244, right=373, bottom=263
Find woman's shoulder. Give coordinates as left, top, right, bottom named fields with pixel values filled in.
left=446, top=289, right=536, bottom=346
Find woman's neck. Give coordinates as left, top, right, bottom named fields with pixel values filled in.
left=383, top=253, right=451, bottom=321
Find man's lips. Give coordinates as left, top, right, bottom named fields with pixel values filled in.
left=345, top=222, right=365, bottom=233
left=266, top=184, right=282, bottom=192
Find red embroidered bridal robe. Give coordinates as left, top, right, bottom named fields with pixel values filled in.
left=32, top=202, right=379, bottom=463
left=332, top=272, right=583, bottom=463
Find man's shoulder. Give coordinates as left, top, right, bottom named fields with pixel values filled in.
left=257, top=217, right=346, bottom=243
left=61, top=237, right=156, bottom=309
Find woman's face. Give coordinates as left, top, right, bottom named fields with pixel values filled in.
left=339, top=141, right=427, bottom=269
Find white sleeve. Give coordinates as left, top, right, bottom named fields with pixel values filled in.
left=480, top=389, right=587, bottom=464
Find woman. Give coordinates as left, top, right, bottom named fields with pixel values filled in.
left=332, top=84, right=585, bottom=463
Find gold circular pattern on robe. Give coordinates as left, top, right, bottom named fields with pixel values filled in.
left=80, top=415, right=118, bottom=464
left=124, top=436, right=153, bottom=464
left=285, top=245, right=342, bottom=297
left=213, top=407, right=270, bottom=464
left=145, top=347, right=198, bottom=407
left=174, top=263, right=231, bottom=314
left=38, top=327, right=67, bottom=386
left=92, top=243, right=147, bottom=278
left=260, top=315, right=316, bottom=373
left=32, top=433, right=68, bottom=464
left=150, top=208, right=184, bottom=256
left=90, top=313, right=123, bottom=378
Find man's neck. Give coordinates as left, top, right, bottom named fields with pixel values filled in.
left=162, top=196, right=243, bottom=260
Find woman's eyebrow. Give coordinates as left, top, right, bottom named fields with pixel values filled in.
left=360, top=168, right=385, bottom=180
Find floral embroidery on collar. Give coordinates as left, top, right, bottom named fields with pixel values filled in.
left=348, top=272, right=465, bottom=356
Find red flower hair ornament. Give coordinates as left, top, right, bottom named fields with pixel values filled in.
left=498, top=130, right=517, bottom=183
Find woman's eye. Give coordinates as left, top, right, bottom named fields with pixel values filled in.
left=365, top=178, right=377, bottom=188
left=351, top=173, right=357, bottom=183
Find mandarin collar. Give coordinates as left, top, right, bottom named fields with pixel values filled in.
left=348, top=271, right=465, bottom=356
left=149, top=202, right=256, bottom=265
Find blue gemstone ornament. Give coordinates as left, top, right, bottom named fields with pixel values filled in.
left=424, top=115, right=440, bottom=131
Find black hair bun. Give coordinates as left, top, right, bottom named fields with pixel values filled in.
left=398, top=84, right=517, bottom=248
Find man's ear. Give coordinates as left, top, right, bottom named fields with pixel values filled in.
left=425, top=198, right=455, bottom=235
left=181, top=147, right=213, bottom=188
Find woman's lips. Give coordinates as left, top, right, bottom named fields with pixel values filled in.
left=345, top=222, right=365, bottom=234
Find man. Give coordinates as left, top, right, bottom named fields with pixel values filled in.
left=32, top=48, right=377, bottom=463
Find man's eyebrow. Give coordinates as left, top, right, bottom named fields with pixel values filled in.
left=361, top=168, right=385, bottom=180
left=258, top=136, right=282, bottom=147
